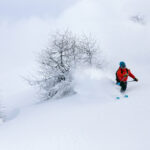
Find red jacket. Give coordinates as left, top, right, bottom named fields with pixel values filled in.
left=116, top=67, right=135, bottom=82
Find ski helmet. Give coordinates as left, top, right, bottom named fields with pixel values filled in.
left=120, top=61, right=126, bottom=68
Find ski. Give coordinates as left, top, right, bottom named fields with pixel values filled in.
left=116, top=94, right=128, bottom=99
left=116, top=96, right=120, bottom=99
left=124, top=95, right=128, bottom=98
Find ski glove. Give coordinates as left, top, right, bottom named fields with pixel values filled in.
left=134, top=78, right=138, bottom=82
left=116, top=82, right=120, bottom=85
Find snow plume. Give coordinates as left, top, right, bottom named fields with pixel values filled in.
left=73, top=67, right=118, bottom=104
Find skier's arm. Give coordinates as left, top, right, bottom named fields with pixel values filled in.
left=128, top=70, right=135, bottom=79
left=129, top=70, right=138, bottom=81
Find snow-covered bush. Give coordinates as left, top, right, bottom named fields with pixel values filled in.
left=32, top=30, right=103, bottom=100
left=130, top=14, right=145, bottom=25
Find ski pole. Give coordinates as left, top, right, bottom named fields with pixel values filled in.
left=127, top=80, right=135, bottom=82
left=116, top=73, right=129, bottom=85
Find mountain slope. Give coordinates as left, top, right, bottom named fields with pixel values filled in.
left=0, top=67, right=150, bottom=150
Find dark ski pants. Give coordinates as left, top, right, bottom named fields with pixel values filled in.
left=120, top=81, right=127, bottom=92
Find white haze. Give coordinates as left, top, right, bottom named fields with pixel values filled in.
left=0, top=0, right=150, bottom=100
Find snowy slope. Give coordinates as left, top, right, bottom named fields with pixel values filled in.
left=0, top=0, right=150, bottom=149
left=0, top=67, right=150, bottom=150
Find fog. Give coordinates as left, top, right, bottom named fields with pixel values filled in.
left=0, top=0, right=150, bottom=96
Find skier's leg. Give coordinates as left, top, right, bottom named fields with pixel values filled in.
left=120, top=82, right=127, bottom=92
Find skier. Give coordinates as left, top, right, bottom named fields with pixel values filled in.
left=116, top=61, right=138, bottom=92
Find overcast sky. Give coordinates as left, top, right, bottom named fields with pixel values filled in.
left=0, top=0, right=79, bottom=20
left=0, top=0, right=149, bottom=68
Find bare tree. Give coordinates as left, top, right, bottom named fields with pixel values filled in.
left=130, top=14, right=146, bottom=25
left=32, top=30, right=103, bottom=100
